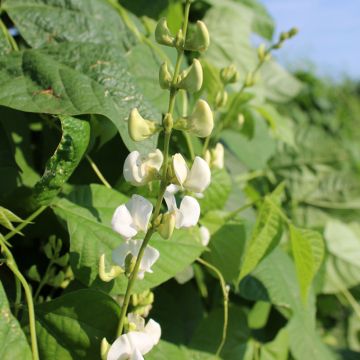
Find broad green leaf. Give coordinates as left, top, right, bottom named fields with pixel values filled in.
left=148, top=341, right=215, bottom=360
left=0, top=282, right=32, bottom=360
left=260, top=328, right=289, bottom=360
left=199, top=168, right=232, bottom=214
left=239, top=196, right=281, bottom=281
left=190, top=306, right=250, bottom=359
left=289, top=225, right=325, bottom=302
left=0, top=43, right=159, bottom=153
left=0, top=24, right=12, bottom=56
left=3, top=0, right=134, bottom=48
left=247, top=301, right=271, bottom=330
left=221, top=117, right=276, bottom=170
left=52, top=184, right=204, bottom=294
left=32, top=116, right=90, bottom=206
left=33, top=289, right=120, bottom=360
left=203, top=221, right=248, bottom=284
left=322, top=220, right=360, bottom=293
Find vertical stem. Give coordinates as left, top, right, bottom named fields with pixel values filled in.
left=1, top=242, right=39, bottom=360
left=14, top=277, right=22, bottom=317
left=85, top=155, right=112, bottom=189
left=116, top=0, right=193, bottom=337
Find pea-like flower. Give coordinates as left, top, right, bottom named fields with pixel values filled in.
left=172, top=154, right=211, bottom=193
left=112, top=195, right=153, bottom=240
left=106, top=318, right=161, bottom=360
left=112, top=239, right=159, bottom=280
left=123, top=150, right=163, bottom=186
left=164, top=186, right=200, bottom=228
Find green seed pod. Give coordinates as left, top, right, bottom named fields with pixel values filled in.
left=220, top=64, right=240, bottom=84
left=184, top=21, right=210, bottom=52
left=155, top=17, right=175, bottom=47
left=176, top=58, right=203, bottom=93
left=128, top=108, right=158, bottom=142
left=159, top=62, right=173, bottom=89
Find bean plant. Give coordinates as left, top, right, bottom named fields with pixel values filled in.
left=0, top=0, right=359, bottom=360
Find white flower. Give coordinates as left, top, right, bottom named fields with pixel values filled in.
left=200, top=226, right=210, bottom=246
left=112, top=195, right=153, bottom=240
left=123, top=150, right=163, bottom=186
left=172, top=154, right=211, bottom=193
left=205, top=143, right=224, bottom=169
left=174, top=265, right=194, bottom=284
left=107, top=318, right=161, bottom=360
left=112, top=240, right=159, bottom=280
left=164, top=187, right=200, bottom=229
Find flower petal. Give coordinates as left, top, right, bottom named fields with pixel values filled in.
left=177, top=196, right=200, bottom=228
left=143, top=149, right=163, bottom=172
left=138, top=245, right=160, bottom=280
left=111, top=205, right=138, bottom=240
left=164, top=191, right=178, bottom=213
left=130, top=349, right=144, bottom=360
left=172, top=153, right=188, bottom=186
left=184, top=156, right=211, bottom=193
left=200, top=226, right=210, bottom=246
left=144, top=319, right=162, bottom=346
left=107, top=334, right=131, bottom=360
left=123, top=151, right=142, bottom=185
left=112, top=241, right=133, bottom=268
left=174, top=265, right=194, bottom=284
left=126, top=331, right=155, bottom=356
left=126, top=195, right=153, bottom=233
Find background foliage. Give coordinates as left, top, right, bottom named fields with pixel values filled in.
left=0, top=0, right=359, bottom=359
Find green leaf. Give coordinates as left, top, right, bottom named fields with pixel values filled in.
left=52, top=184, right=205, bottom=294
left=0, top=206, right=23, bottom=231
left=147, top=341, right=215, bottom=360
left=289, top=225, right=325, bottom=302
left=203, top=221, right=248, bottom=284
left=33, top=289, right=120, bottom=360
left=239, top=196, right=282, bottom=281
left=0, top=24, right=12, bottom=56
left=199, top=168, right=232, bottom=214
left=0, top=43, right=159, bottom=153
left=221, top=116, right=276, bottom=170
left=0, top=281, right=32, bottom=360
left=3, top=0, right=134, bottom=48
left=32, top=116, right=90, bottom=206
left=322, top=220, right=360, bottom=293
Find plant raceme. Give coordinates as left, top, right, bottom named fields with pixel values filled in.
left=99, top=1, right=214, bottom=357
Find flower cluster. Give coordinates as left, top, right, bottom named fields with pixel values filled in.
left=99, top=4, right=214, bottom=358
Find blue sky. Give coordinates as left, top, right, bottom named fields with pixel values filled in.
left=261, top=0, right=360, bottom=80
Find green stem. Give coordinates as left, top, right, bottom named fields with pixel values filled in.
left=1, top=241, right=39, bottom=360
left=202, top=135, right=211, bottom=157
left=14, top=277, right=22, bottom=317
left=0, top=19, right=19, bottom=51
left=183, top=132, right=195, bottom=160
left=85, top=155, right=112, bottom=189
left=116, top=0, right=192, bottom=336
left=33, top=260, right=53, bottom=302
left=4, top=206, right=47, bottom=242
left=197, top=258, right=229, bottom=357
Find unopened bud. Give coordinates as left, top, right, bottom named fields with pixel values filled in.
left=257, top=43, right=267, bottom=62
left=215, top=89, right=228, bottom=108
left=128, top=108, right=158, bottom=142
left=288, top=27, right=299, bottom=37
left=237, top=113, right=245, bottom=128
left=184, top=21, right=210, bottom=52
left=159, top=62, right=173, bottom=89
left=220, top=64, right=240, bottom=84
left=279, top=31, right=289, bottom=42
left=176, top=59, right=203, bottom=93
left=245, top=72, right=255, bottom=87
left=157, top=211, right=176, bottom=239
left=100, top=338, right=111, bottom=360
left=163, top=113, right=173, bottom=133
left=99, top=254, right=124, bottom=282
left=125, top=253, right=137, bottom=277
left=155, top=18, right=175, bottom=47
left=174, top=99, right=214, bottom=138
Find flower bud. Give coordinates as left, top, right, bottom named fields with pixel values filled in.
left=125, top=253, right=137, bottom=277
left=215, top=89, right=228, bottom=108
left=175, top=99, right=213, bottom=138
left=245, top=72, right=255, bottom=87
left=155, top=17, right=175, bottom=47
left=176, top=59, right=203, bottom=93
left=220, top=64, right=240, bottom=84
left=279, top=31, right=289, bottom=42
left=157, top=211, right=176, bottom=239
left=128, top=108, right=158, bottom=142
left=159, top=62, right=173, bottom=89
left=206, top=143, right=224, bottom=169
left=257, top=43, right=267, bottom=62
left=98, top=254, right=124, bottom=282
left=288, top=27, right=299, bottom=37
left=237, top=113, right=245, bottom=128
left=100, top=338, right=111, bottom=360
left=184, top=21, right=210, bottom=52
